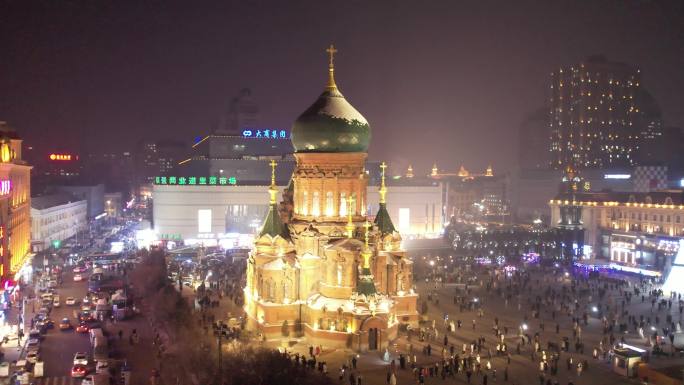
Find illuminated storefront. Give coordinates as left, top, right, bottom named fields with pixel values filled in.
left=550, top=189, right=684, bottom=273
left=0, top=122, right=32, bottom=286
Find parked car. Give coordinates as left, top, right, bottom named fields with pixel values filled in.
left=26, top=339, right=40, bottom=352
left=95, top=360, right=109, bottom=374
left=26, top=351, right=40, bottom=364
left=28, top=329, right=43, bottom=341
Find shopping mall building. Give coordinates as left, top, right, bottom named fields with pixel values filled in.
left=151, top=128, right=444, bottom=247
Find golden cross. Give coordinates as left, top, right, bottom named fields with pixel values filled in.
left=326, top=44, right=337, bottom=69
left=269, top=159, right=277, bottom=185
left=363, top=220, right=372, bottom=246
left=380, top=162, right=387, bottom=179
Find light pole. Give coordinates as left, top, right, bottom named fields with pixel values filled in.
left=213, top=323, right=224, bottom=377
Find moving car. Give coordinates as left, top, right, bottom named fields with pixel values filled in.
left=73, top=352, right=88, bottom=366
left=59, top=318, right=72, bottom=330
left=74, top=274, right=83, bottom=282
left=66, top=297, right=77, bottom=306
left=71, top=364, right=87, bottom=378
left=76, top=322, right=90, bottom=333
left=53, top=295, right=61, bottom=307
left=82, top=374, right=110, bottom=385
left=73, top=266, right=87, bottom=273
left=78, top=311, right=93, bottom=322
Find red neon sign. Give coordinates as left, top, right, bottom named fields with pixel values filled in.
left=49, top=154, right=73, bottom=161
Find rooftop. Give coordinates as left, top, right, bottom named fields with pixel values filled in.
left=31, top=193, right=85, bottom=210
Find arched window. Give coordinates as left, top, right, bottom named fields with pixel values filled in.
left=283, top=278, right=292, bottom=302
left=302, top=191, right=308, bottom=216
left=337, top=263, right=343, bottom=286
left=263, top=278, right=275, bottom=301
left=326, top=191, right=334, bottom=217
left=340, top=192, right=347, bottom=217
left=312, top=191, right=320, bottom=217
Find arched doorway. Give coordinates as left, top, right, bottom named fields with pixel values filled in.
left=368, top=328, right=378, bottom=350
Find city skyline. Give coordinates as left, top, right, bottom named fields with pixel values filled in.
left=1, top=1, right=683, bottom=174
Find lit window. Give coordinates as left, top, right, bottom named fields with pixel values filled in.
left=326, top=191, right=334, bottom=217
left=340, top=193, right=347, bottom=217
left=302, top=191, right=308, bottom=216
left=312, top=191, right=320, bottom=217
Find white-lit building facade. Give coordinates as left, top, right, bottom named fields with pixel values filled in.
left=152, top=180, right=443, bottom=247
left=30, top=193, right=88, bottom=252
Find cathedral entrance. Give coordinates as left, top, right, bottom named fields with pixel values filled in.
left=368, top=328, right=378, bottom=350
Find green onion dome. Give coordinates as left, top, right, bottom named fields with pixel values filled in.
left=291, top=51, right=371, bottom=153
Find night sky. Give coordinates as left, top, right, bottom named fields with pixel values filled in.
left=1, top=0, right=682, bottom=174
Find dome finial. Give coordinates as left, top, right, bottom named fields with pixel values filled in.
left=268, top=159, right=278, bottom=204
left=379, top=162, right=388, bottom=204
left=325, top=44, right=338, bottom=90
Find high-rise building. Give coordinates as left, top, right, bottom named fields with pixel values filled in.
left=549, top=55, right=662, bottom=169
left=0, top=121, right=32, bottom=285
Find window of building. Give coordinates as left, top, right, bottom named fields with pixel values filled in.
left=339, top=192, right=347, bottom=217
left=312, top=191, right=320, bottom=217
left=325, top=191, right=334, bottom=217
left=302, top=191, right=308, bottom=216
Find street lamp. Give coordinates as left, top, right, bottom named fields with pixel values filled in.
left=213, top=322, right=226, bottom=376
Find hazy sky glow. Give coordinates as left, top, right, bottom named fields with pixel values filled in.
left=1, top=0, right=682, bottom=174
